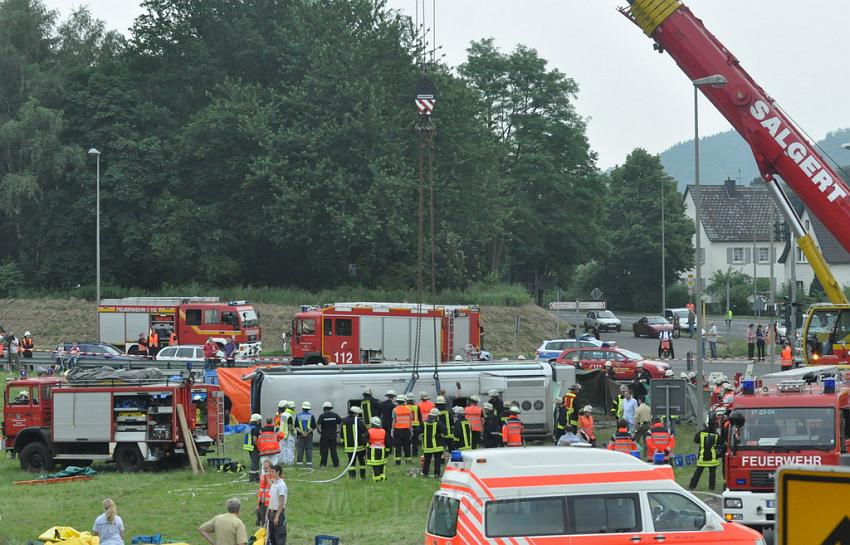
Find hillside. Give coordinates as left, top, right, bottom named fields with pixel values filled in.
left=0, top=300, right=558, bottom=357
left=660, top=127, right=850, bottom=191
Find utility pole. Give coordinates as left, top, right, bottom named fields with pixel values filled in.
left=661, top=176, right=666, bottom=312
left=769, top=203, right=776, bottom=365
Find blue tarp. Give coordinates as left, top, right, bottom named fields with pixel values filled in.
left=224, top=424, right=249, bottom=435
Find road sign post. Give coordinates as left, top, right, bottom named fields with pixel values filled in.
left=777, top=465, right=850, bottom=545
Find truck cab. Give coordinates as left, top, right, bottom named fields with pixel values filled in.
left=721, top=377, right=850, bottom=529
left=427, top=447, right=763, bottom=544
left=3, top=377, right=62, bottom=451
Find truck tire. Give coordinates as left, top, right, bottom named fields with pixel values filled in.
left=20, top=442, right=54, bottom=473
left=114, top=444, right=144, bottom=472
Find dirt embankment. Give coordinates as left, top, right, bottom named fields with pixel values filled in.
left=0, top=300, right=559, bottom=356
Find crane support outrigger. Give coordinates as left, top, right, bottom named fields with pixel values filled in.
left=621, top=0, right=850, bottom=365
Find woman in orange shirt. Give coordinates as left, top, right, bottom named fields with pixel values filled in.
left=577, top=405, right=596, bottom=447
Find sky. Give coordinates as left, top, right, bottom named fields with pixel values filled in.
left=43, top=0, right=850, bottom=169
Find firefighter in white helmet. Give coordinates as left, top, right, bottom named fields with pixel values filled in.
left=245, top=413, right=263, bottom=482
left=295, top=401, right=316, bottom=467
left=380, top=389, right=397, bottom=450
left=367, top=416, right=388, bottom=481
left=316, top=401, right=341, bottom=468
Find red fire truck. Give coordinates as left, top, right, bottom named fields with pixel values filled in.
left=98, top=297, right=262, bottom=356
left=3, top=375, right=222, bottom=472
left=720, top=376, right=850, bottom=530
left=290, top=302, right=481, bottom=365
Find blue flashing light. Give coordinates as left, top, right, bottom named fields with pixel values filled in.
left=742, top=379, right=755, bottom=395
left=450, top=450, right=463, bottom=462
left=823, top=377, right=836, bottom=394
left=736, top=479, right=746, bottom=485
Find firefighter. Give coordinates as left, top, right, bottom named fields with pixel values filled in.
left=646, top=417, right=676, bottom=464
left=407, top=394, right=422, bottom=458
left=380, top=389, right=397, bottom=449
left=422, top=408, right=446, bottom=478
left=280, top=400, right=297, bottom=465
left=607, top=419, right=638, bottom=454
left=136, top=333, right=148, bottom=357
left=553, top=399, right=567, bottom=442
left=244, top=413, right=262, bottom=482
left=366, top=416, right=388, bottom=482
left=341, top=405, right=368, bottom=480
left=578, top=405, right=596, bottom=447
left=452, top=406, right=472, bottom=451
left=147, top=329, right=159, bottom=357
left=417, top=392, right=435, bottom=426
left=604, top=360, right=616, bottom=381
left=316, top=401, right=341, bottom=468
left=169, top=330, right=178, bottom=346
left=20, top=331, right=34, bottom=359
left=501, top=406, right=523, bottom=447
left=631, top=363, right=649, bottom=402
left=611, top=385, right=627, bottom=420
left=487, top=389, right=505, bottom=422
left=435, top=395, right=455, bottom=449
left=482, top=403, right=503, bottom=448
left=360, top=388, right=380, bottom=426
left=781, top=342, right=793, bottom=370
left=563, top=383, right=580, bottom=433
left=391, top=394, right=412, bottom=464
left=688, top=421, right=721, bottom=491
left=256, top=458, right=272, bottom=526
left=294, top=401, right=316, bottom=467
left=464, top=394, right=483, bottom=449
left=257, top=417, right=282, bottom=467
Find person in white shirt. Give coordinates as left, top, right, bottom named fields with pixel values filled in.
left=657, top=329, right=674, bottom=359
left=92, top=498, right=125, bottom=545
left=267, top=464, right=288, bottom=545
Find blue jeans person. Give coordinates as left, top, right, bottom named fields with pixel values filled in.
left=709, top=341, right=718, bottom=359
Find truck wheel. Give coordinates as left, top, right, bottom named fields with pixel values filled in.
left=114, top=444, right=144, bottom=472
left=20, top=442, right=54, bottom=473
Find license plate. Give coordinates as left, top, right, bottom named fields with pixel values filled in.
left=766, top=500, right=775, bottom=508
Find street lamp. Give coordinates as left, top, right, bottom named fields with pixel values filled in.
left=693, top=74, right=727, bottom=426
left=87, top=148, right=101, bottom=315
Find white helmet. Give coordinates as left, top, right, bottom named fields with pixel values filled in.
left=470, top=394, right=480, bottom=403
left=24, top=331, right=31, bottom=336
left=429, top=408, right=440, bottom=416
left=278, top=400, right=288, bottom=409
left=287, top=400, right=296, bottom=409
left=301, top=401, right=311, bottom=410
left=370, top=416, right=382, bottom=427
left=488, top=389, right=499, bottom=397
left=509, top=406, right=520, bottom=414
left=582, top=405, right=593, bottom=413
left=483, top=402, right=494, bottom=411
left=363, top=387, right=372, bottom=395
left=250, top=413, right=262, bottom=422
left=604, top=360, right=612, bottom=368
left=435, top=395, right=446, bottom=404
left=322, top=401, right=333, bottom=409
left=454, top=355, right=463, bottom=361
left=386, top=389, right=396, bottom=397
left=420, top=392, right=430, bottom=400
left=351, top=406, right=363, bottom=415
left=396, top=394, right=406, bottom=402
left=452, top=406, right=465, bottom=415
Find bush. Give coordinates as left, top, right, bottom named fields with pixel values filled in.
left=0, top=262, right=24, bottom=296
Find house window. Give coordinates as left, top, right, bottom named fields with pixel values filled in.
left=797, top=247, right=808, bottom=263
left=732, top=247, right=745, bottom=264
left=758, top=247, right=770, bottom=263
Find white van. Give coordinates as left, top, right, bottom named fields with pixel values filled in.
left=425, top=447, right=764, bottom=544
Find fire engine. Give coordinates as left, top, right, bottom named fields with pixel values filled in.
left=622, top=0, right=850, bottom=366
left=98, top=297, right=262, bottom=357
left=3, top=374, right=223, bottom=472
left=720, top=374, right=850, bottom=529
left=290, top=302, right=481, bottom=365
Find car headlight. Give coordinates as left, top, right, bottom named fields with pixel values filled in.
left=724, top=498, right=743, bottom=509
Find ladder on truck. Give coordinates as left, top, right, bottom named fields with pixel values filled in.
left=215, top=390, right=226, bottom=458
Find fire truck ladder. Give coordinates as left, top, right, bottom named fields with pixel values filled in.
left=215, top=390, right=226, bottom=458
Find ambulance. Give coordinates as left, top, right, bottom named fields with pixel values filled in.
left=425, top=447, right=765, bottom=544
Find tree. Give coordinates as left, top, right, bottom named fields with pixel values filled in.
left=593, top=149, right=694, bottom=310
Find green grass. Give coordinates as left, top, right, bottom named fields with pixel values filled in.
left=10, top=281, right=532, bottom=307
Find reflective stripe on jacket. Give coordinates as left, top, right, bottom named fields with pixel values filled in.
left=257, top=427, right=281, bottom=455
left=393, top=405, right=412, bottom=429
left=501, top=418, right=523, bottom=447
left=464, top=405, right=483, bottom=432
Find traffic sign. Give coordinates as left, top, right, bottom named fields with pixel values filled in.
left=687, top=287, right=694, bottom=296
left=590, top=287, right=603, bottom=300
left=777, top=466, right=850, bottom=545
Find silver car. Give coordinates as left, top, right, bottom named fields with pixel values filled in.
left=582, top=310, right=622, bottom=332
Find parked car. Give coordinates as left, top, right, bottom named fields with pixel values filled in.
left=663, top=308, right=690, bottom=331
left=555, top=347, right=670, bottom=379
left=51, top=342, right=140, bottom=365
left=156, top=344, right=225, bottom=364
left=536, top=338, right=607, bottom=362
left=632, top=316, right=673, bottom=338
left=582, top=310, right=622, bottom=332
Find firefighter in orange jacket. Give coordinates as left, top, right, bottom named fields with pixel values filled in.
left=256, top=458, right=272, bottom=526
left=392, top=394, right=412, bottom=464
left=20, top=332, right=34, bottom=359
left=608, top=419, right=639, bottom=454
left=169, top=331, right=178, bottom=346
left=258, top=417, right=282, bottom=466
left=645, top=417, right=676, bottom=463
left=147, top=329, right=159, bottom=356
left=501, top=406, right=524, bottom=447
left=367, top=416, right=388, bottom=481
left=464, top=394, right=483, bottom=449
left=781, top=342, right=793, bottom=370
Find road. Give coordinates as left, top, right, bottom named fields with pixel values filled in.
left=551, top=310, right=784, bottom=379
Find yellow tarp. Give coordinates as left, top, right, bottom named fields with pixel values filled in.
left=251, top=527, right=266, bottom=545
left=38, top=527, right=99, bottom=545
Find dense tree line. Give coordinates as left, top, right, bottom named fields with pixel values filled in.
left=0, top=0, right=692, bottom=309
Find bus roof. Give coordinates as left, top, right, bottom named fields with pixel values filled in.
left=442, top=447, right=675, bottom=497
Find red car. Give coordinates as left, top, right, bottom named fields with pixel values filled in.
left=632, top=315, right=674, bottom=338
left=555, top=347, right=670, bottom=379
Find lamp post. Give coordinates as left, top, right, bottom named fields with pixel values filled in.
left=87, top=148, right=101, bottom=314
left=693, top=74, right=727, bottom=426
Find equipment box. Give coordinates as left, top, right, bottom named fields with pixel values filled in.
left=53, top=392, right=112, bottom=442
